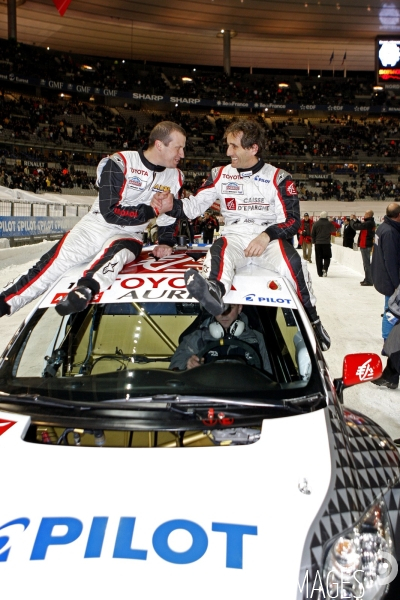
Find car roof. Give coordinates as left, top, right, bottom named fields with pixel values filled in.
left=39, top=248, right=301, bottom=311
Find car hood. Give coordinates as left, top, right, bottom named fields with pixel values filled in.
left=0, top=408, right=333, bottom=598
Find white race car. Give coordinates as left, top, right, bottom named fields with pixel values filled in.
left=0, top=248, right=399, bottom=600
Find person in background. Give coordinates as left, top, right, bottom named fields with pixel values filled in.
left=342, top=216, right=356, bottom=249
left=372, top=286, right=400, bottom=397
left=200, top=211, right=220, bottom=244
left=350, top=210, right=375, bottom=286
left=371, top=202, right=400, bottom=345
left=299, top=212, right=313, bottom=263
left=311, top=211, right=337, bottom=277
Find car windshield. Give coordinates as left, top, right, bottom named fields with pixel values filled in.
left=0, top=300, right=323, bottom=407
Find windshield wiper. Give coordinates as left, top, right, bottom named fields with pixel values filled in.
left=106, top=394, right=306, bottom=413
left=0, top=392, right=83, bottom=410
left=0, top=392, right=312, bottom=414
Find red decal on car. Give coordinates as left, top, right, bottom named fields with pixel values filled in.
left=0, top=419, right=16, bottom=436
left=342, top=353, right=382, bottom=387
left=51, top=293, right=67, bottom=304
left=51, top=292, right=103, bottom=305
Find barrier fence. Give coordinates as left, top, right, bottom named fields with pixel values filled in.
left=0, top=200, right=92, bottom=246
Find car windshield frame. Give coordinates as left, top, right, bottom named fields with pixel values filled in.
left=0, top=298, right=326, bottom=414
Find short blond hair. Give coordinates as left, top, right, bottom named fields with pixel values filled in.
left=148, top=121, right=186, bottom=148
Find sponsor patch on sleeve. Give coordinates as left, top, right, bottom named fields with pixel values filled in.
left=285, top=181, right=297, bottom=196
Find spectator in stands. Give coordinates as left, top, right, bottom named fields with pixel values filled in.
left=350, top=210, right=375, bottom=286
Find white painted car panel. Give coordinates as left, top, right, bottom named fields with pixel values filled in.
left=0, top=409, right=331, bottom=598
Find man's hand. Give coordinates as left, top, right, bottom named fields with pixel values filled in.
left=187, top=354, right=204, bottom=370
left=152, top=244, right=173, bottom=258
left=244, top=232, right=270, bottom=257
left=151, top=192, right=174, bottom=215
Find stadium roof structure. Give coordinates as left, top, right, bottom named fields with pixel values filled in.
left=0, top=0, right=397, bottom=73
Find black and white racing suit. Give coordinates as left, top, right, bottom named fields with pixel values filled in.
left=0, top=150, right=183, bottom=315
left=164, top=159, right=318, bottom=322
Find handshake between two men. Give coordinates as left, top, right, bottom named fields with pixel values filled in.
left=149, top=191, right=272, bottom=259
left=150, top=191, right=175, bottom=258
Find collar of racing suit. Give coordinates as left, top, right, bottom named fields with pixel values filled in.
left=236, top=158, right=265, bottom=176
left=138, top=148, right=166, bottom=173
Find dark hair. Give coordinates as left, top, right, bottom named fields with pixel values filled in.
left=224, top=119, right=265, bottom=156
left=148, top=121, right=186, bottom=148
left=386, top=203, right=400, bottom=219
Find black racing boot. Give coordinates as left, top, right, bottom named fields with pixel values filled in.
left=0, top=297, right=11, bottom=317
left=55, top=286, right=92, bottom=316
left=312, top=318, right=331, bottom=351
left=371, top=377, right=398, bottom=390
left=184, top=269, right=225, bottom=316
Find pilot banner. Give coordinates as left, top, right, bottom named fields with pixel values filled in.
left=0, top=216, right=79, bottom=238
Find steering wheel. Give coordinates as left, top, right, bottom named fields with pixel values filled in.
left=197, top=338, right=262, bottom=369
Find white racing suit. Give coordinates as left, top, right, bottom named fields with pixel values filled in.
left=162, top=159, right=318, bottom=322
left=0, top=150, right=183, bottom=315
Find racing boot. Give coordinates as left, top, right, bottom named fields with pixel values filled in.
left=312, top=318, right=331, bottom=351
left=184, top=269, right=226, bottom=316
left=0, top=297, right=10, bottom=317
left=371, top=376, right=398, bottom=390
left=55, top=286, right=92, bottom=316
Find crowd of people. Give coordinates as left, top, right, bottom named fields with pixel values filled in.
left=0, top=165, right=95, bottom=193
left=0, top=38, right=389, bottom=108
left=0, top=92, right=400, bottom=199
left=1, top=95, right=400, bottom=164
left=298, top=202, right=400, bottom=399
left=0, top=41, right=398, bottom=207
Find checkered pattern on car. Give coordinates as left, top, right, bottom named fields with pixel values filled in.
left=297, top=403, right=400, bottom=600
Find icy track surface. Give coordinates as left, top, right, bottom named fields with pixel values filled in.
left=0, top=238, right=399, bottom=441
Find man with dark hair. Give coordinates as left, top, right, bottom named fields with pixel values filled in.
left=371, top=202, right=400, bottom=343
left=165, top=118, right=331, bottom=351
left=223, top=119, right=265, bottom=153
left=0, top=121, right=185, bottom=317
left=342, top=216, right=356, bottom=249
left=350, top=210, right=376, bottom=286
